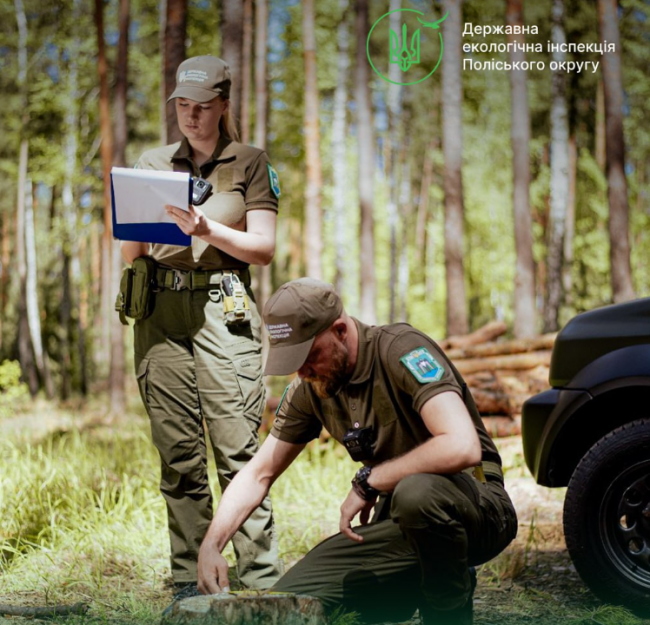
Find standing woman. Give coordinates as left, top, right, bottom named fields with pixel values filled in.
left=121, top=56, right=280, bottom=604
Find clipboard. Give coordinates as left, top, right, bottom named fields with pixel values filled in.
left=110, top=167, right=193, bottom=246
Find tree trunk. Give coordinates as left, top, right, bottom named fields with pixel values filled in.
left=332, top=0, right=350, bottom=295
left=387, top=0, right=402, bottom=324
left=562, top=134, right=577, bottom=306
left=544, top=0, right=569, bottom=333
left=240, top=0, right=253, bottom=145
left=356, top=0, right=376, bottom=324
left=14, top=0, right=37, bottom=395
left=253, top=0, right=272, bottom=362
left=302, top=0, right=323, bottom=280
left=598, top=0, right=635, bottom=303
left=416, top=137, right=436, bottom=266
left=110, top=0, right=130, bottom=414
left=441, top=0, right=468, bottom=336
left=159, top=0, right=167, bottom=142
left=507, top=0, right=536, bottom=338
left=595, top=79, right=606, bottom=171
left=95, top=0, right=115, bottom=378
left=164, top=0, right=188, bottom=144
left=398, top=159, right=411, bottom=323
left=25, top=181, right=54, bottom=398
left=221, top=0, right=244, bottom=129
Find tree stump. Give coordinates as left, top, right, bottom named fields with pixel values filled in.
left=163, top=591, right=328, bottom=625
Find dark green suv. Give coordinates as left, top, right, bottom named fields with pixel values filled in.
left=522, top=297, right=650, bottom=617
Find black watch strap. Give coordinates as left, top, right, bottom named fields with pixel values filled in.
left=351, top=466, right=380, bottom=501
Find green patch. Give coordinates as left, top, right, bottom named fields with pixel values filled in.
left=267, top=163, right=281, bottom=199
left=276, top=384, right=290, bottom=415
left=400, top=347, right=444, bottom=383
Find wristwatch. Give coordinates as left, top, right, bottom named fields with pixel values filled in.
left=351, top=466, right=380, bottom=501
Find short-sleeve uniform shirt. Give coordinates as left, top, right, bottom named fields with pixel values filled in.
left=271, top=320, right=501, bottom=467
left=136, top=135, right=279, bottom=271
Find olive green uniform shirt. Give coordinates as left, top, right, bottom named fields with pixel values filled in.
left=136, top=135, right=278, bottom=271
left=271, top=320, right=501, bottom=467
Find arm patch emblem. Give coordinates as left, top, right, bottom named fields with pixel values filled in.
left=267, top=163, right=281, bottom=199
left=400, top=347, right=445, bottom=383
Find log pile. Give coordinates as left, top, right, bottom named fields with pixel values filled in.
left=442, top=323, right=556, bottom=437
left=263, top=323, right=555, bottom=439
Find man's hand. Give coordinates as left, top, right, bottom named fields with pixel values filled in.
left=197, top=544, right=231, bottom=595
left=165, top=204, right=211, bottom=237
left=339, top=488, right=376, bottom=543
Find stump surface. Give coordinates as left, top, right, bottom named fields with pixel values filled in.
left=163, top=591, right=327, bottom=625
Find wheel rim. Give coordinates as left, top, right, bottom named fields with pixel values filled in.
left=600, top=459, right=650, bottom=585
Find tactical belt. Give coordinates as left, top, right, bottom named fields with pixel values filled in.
left=155, top=267, right=251, bottom=291
left=464, top=460, right=504, bottom=485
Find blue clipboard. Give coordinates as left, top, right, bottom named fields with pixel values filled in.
left=110, top=173, right=193, bottom=246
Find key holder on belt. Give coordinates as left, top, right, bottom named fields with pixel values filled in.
left=221, top=273, right=251, bottom=325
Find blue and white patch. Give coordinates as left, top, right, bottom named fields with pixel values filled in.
left=267, top=163, right=281, bottom=199
left=400, top=347, right=445, bottom=383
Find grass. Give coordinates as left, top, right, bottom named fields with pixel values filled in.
left=0, top=399, right=649, bottom=625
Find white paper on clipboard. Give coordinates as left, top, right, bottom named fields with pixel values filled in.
left=111, top=167, right=191, bottom=224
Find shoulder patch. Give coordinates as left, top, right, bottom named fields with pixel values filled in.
left=267, top=163, right=281, bottom=199
left=400, top=347, right=445, bottom=384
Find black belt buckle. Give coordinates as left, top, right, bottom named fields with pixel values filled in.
left=171, top=270, right=191, bottom=291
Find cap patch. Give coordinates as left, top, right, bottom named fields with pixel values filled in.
left=267, top=163, right=281, bottom=199
left=400, top=347, right=445, bottom=383
left=267, top=322, right=292, bottom=341
left=179, top=69, right=209, bottom=83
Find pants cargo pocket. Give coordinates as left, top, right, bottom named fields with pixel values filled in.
left=233, top=355, right=265, bottom=426
left=135, top=356, right=150, bottom=411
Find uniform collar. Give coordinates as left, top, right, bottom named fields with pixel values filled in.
left=348, top=318, right=375, bottom=385
left=171, top=134, right=235, bottom=167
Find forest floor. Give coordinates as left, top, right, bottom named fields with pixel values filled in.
left=0, top=399, right=648, bottom=625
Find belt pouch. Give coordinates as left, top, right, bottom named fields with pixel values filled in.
left=115, top=256, right=157, bottom=324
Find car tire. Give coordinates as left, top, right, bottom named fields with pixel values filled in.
left=563, top=418, right=650, bottom=616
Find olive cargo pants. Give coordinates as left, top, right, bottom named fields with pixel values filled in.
left=134, top=287, right=280, bottom=588
left=274, top=472, right=518, bottom=624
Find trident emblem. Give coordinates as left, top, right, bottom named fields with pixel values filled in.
left=390, top=23, right=420, bottom=72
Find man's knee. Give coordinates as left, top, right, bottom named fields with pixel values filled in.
left=391, top=473, right=456, bottom=527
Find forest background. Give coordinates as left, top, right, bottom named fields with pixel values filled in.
left=0, top=1, right=649, bottom=623
left=0, top=0, right=648, bottom=408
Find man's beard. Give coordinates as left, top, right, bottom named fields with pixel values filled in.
left=305, top=341, right=349, bottom=399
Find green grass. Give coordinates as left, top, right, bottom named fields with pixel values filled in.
left=0, top=401, right=649, bottom=625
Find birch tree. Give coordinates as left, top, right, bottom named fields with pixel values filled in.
left=303, top=0, right=323, bottom=280
left=544, top=0, right=569, bottom=332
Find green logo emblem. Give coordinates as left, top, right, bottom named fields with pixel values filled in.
left=368, top=9, right=448, bottom=85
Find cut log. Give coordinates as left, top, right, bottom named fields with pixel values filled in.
left=482, top=415, right=522, bottom=438
left=164, top=591, right=327, bottom=625
left=471, top=388, right=512, bottom=416
left=0, top=603, right=88, bottom=618
left=439, top=321, right=508, bottom=350
left=455, top=351, right=552, bottom=375
left=446, top=333, right=556, bottom=360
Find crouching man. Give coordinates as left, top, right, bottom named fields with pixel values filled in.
left=197, top=278, right=518, bottom=625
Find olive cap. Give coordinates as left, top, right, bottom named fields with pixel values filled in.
left=167, top=55, right=231, bottom=103
left=263, top=278, right=343, bottom=376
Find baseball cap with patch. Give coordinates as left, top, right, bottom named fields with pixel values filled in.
left=263, top=278, right=343, bottom=376
left=167, top=55, right=231, bottom=103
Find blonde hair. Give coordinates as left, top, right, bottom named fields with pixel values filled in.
left=219, top=99, right=240, bottom=142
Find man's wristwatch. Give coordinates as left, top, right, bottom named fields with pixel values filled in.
left=351, top=466, right=380, bottom=501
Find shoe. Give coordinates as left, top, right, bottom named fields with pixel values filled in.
left=162, top=582, right=201, bottom=618
left=418, top=567, right=477, bottom=625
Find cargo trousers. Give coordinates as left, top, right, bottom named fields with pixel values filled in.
left=274, top=472, right=518, bottom=624
left=134, top=284, right=280, bottom=588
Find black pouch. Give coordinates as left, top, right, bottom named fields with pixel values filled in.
left=115, top=256, right=157, bottom=325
